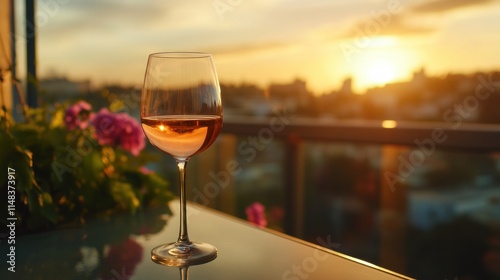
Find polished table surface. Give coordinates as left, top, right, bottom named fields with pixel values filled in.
left=7, top=201, right=413, bottom=279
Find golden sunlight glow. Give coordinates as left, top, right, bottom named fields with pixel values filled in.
left=355, top=55, right=401, bottom=90
left=366, top=61, right=397, bottom=86
left=159, top=125, right=166, bottom=131
left=367, top=36, right=398, bottom=48
left=349, top=37, right=420, bottom=92
left=381, top=120, right=398, bottom=129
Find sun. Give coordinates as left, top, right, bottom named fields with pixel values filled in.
left=346, top=37, right=419, bottom=92
left=350, top=53, right=404, bottom=91
left=365, top=60, right=397, bottom=86
left=351, top=57, right=400, bottom=91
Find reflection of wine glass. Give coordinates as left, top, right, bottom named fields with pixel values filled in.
left=141, top=52, right=222, bottom=266
left=179, top=266, right=189, bottom=280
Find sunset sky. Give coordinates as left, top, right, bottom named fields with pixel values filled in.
left=15, top=0, right=500, bottom=94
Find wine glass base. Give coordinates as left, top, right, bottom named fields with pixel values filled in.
left=151, top=242, right=217, bottom=267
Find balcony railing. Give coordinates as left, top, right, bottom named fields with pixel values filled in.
left=222, top=116, right=500, bottom=150
left=187, top=116, right=500, bottom=279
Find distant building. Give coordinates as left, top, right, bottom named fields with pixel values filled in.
left=364, top=85, right=399, bottom=117
left=317, top=77, right=363, bottom=119
left=220, top=83, right=269, bottom=116
left=40, top=77, right=91, bottom=99
left=268, top=79, right=313, bottom=113
left=339, top=77, right=353, bottom=95
left=409, top=68, right=428, bottom=91
left=218, top=69, right=499, bottom=122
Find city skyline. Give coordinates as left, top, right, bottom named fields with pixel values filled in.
left=12, top=0, right=500, bottom=94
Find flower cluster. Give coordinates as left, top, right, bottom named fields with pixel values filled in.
left=64, top=101, right=93, bottom=130
left=1, top=99, right=173, bottom=234
left=65, top=101, right=145, bottom=156
left=245, top=202, right=268, bottom=227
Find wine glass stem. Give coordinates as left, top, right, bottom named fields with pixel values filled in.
left=177, top=160, right=191, bottom=245
left=179, top=266, right=189, bottom=280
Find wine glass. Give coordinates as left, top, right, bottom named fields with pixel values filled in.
left=141, top=52, right=222, bottom=266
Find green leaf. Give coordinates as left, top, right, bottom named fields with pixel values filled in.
left=49, top=106, right=65, bottom=128
left=26, top=189, right=39, bottom=213
left=0, top=129, right=15, bottom=188
left=39, top=192, right=58, bottom=223
left=27, top=107, right=48, bottom=125
left=81, top=150, right=105, bottom=182
left=11, top=123, right=44, bottom=147
left=0, top=141, right=36, bottom=193
left=46, top=126, right=68, bottom=147
left=26, top=191, right=57, bottom=221
left=109, top=180, right=140, bottom=213
left=11, top=147, right=35, bottom=193
left=143, top=173, right=173, bottom=207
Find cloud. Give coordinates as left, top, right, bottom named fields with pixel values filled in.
left=341, top=15, right=435, bottom=38
left=411, top=0, right=494, bottom=14
left=336, top=0, right=496, bottom=38
left=205, top=41, right=296, bottom=56
left=39, top=0, right=176, bottom=40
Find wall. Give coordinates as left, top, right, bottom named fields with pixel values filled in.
left=0, top=0, right=13, bottom=113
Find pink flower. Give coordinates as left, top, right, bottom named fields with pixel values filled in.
left=100, top=238, right=143, bottom=280
left=139, top=166, right=153, bottom=174
left=92, top=108, right=145, bottom=156
left=116, top=113, right=145, bottom=156
left=92, top=108, right=121, bottom=146
left=64, top=101, right=93, bottom=130
left=245, top=202, right=267, bottom=227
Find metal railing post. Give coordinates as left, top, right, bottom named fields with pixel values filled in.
left=26, top=0, right=37, bottom=107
